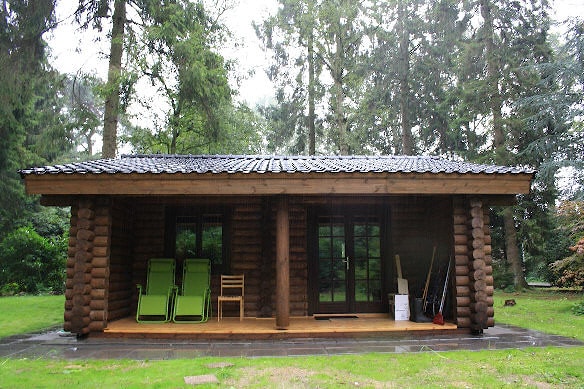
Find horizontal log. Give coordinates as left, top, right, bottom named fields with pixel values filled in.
left=76, top=240, right=93, bottom=252
left=91, top=267, right=108, bottom=278
left=77, top=218, right=95, bottom=230
left=471, top=228, right=485, bottom=240
left=472, top=248, right=484, bottom=261
left=469, top=199, right=483, bottom=208
left=453, top=225, right=467, bottom=235
left=88, top=321, right=106, bottom=332
left=77, top=229, right=95, bottom=242
left=456, top=285, right=470, bottom=296
left=63, top=321, right=72, bottom=332
left=95, top=215, right=111, bottom=226
left=487, top=317, right=494, bottom=327
left=470, top=207, right=483, bottom=219
left=471, top=259, right=486, bottom=271
left=472, top=270, right=486, bottom=282
left=455, top=245, right=468, bottom=255
left=77, top=208, right=95, bottom=220
left=471, top=301, right=488, bottom=314
left=472, top=290, right=488, bottom=304
left=89, top=310, right=105, bottom=321
left=72, top=283, right=91, bottom=295
left=486, top=285, right=494, bottom=296
left=92, top=256, right=108, bottom=268
left=454, top=235, right=468, bottom=245
left=91, top=289, right=105, bottom=299
left=471, top=218, right=483, bottom=229
left=455, top=265, right=468, bottom=277
left=472, top=311, right=488, bottom=327
left=453, top=214, right=467, bottom=225
left=457, top=296, right=471, bottom=307
left=487, top=306, right=494, bottom=317
left=74, top=250, right=93, bottom=263
left=108, top=299, right=132, bottom=311
left=455, top=255, right=469, bottom=266
left=457, top=306, right=471, bottom=317
left=486, top=296, right=494, bottom=306
left=93, top=236, right=109, bottom=247
left=108, top=307, right=132, bottom=321
left=72, top=294, right=91, bottom=307
left=456, top=275, right=470, bottom=286
left=485, top=276, right=494, bottom=286
left=473, top=279, right=487, bottom=291
left=93, top=246, right=109, bottom=257
left=90, top=299, right=105, bottom=310
left=94, top=226, right=110, bottom=236
left=484, top=235, right=492, bottom=245
left=457, top=316, right=471, bottom=328
left=484, top=245, right=492, bottom=255
left=472, top=239, right=484, bottom=250
left=90, top=278, right=106, bottom=289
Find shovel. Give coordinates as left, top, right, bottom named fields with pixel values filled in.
left=433, top=258, right=451, bottom=325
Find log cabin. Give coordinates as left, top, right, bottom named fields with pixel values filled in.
left=19, top=154, right=534, bottom=337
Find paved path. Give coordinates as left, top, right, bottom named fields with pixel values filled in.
left=0, top=324, right=582, bottom=360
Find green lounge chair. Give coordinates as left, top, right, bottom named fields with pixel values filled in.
left=172, top=258, right=211, bottom=323
left=136, top=258, right=176, bottom=323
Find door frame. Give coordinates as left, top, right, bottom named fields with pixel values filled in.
left=307, top=204, right=391, bottom=315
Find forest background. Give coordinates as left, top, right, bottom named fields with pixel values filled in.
left=0, top=0, right=583, bottom=296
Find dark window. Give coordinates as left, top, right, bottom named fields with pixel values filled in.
left=167, top=208, right=230, bottom=274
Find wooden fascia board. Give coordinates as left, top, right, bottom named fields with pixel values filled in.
left=23, top=172, right=533, bottom=196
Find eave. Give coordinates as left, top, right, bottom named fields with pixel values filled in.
left=23, top=171, right=534, bottom=197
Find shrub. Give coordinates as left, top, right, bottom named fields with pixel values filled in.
left=0, top=227, right=66, bottom=294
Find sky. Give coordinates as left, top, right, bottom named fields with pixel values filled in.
left=48, top=0, right=584, bottom=107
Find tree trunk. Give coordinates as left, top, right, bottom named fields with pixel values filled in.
left=102, top=0, right=126, bottom=159
left=480, top=0, right=527, bottom=290
left=503, top=207, right=528, bottom=290
left=333, top=26, right=348, bottom=155
left=397, top=0, right=414, bottom=155
left=307, top=26, right=316, bottom=156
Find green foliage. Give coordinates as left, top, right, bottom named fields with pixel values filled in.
left=0, top=227, right=67, bottom=295
left=573, top=300, right=584, bottom=316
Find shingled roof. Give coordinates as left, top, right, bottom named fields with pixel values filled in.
left=19, top=154, right=534, bottom=176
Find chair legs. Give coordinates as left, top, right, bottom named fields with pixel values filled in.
left=217, top=297, right=243, bottom=321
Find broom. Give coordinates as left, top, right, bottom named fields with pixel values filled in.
left=432, top=257, right=451, bottom=325
left=422, top=246, right=436, bottom=311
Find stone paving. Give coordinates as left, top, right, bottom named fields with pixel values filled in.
left=0, top=324, right=582, bottom=360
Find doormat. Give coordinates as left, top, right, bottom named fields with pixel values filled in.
left=314, top=315, right=359, bottom=320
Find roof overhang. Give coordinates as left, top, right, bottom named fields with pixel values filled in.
left=23, top=171, right=534, bottom=197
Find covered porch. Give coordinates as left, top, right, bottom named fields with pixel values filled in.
left=100, top=314, right=458, bottom=339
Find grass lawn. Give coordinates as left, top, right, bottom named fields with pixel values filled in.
left=0, top=291, right=583, bottom=388
left=0, top=295, right=64, bottom=338
left=494, top=289, right=584, bottom=341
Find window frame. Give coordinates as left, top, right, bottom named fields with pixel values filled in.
left=165, top=206, right=231, bottom=275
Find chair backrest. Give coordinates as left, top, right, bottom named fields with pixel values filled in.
left=182, top=258, right=210, bottom=295
left=220, top=274, right=245, bottom=297
left=146, top=258, right=175, bottom=295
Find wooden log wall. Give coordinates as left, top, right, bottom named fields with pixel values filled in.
left=453, top=196, right=494, bottom=333
left=453, top=197, right=471, bottom=329
left=106, top=199, right=135, bottom=321
left=64, top=198, right=112, bottom=335
left=131, top=203, right=166, bottom=309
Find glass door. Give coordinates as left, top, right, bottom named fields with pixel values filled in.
left=313, top=213, right=384, bottom=314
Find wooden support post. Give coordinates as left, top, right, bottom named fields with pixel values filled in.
left=276, top=196, right=290, bottom=330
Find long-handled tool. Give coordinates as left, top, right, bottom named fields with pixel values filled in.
left=422, top=246, right=436, bottom=311
left=432, top=257, right=451, bottom=325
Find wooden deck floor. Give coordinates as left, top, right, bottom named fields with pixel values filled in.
left=101, top=315, right=458, bottom=339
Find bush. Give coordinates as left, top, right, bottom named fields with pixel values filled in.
left=572, top=300, right=584, bottom=316
left=0, top=227, right=66, bottom=295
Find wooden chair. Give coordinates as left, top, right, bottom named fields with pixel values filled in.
left=217, top=274, right=244, bottom=321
